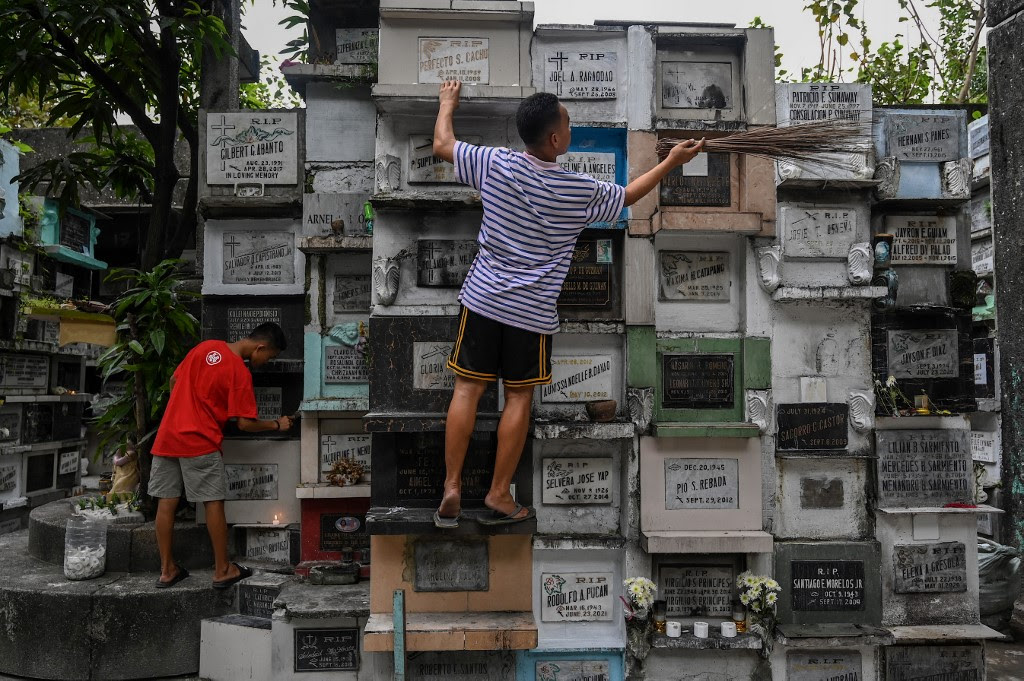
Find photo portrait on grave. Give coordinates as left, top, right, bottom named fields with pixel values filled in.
left=148, top=322, right=294, bottom=588
left=430, top=80, right=704, bottom=528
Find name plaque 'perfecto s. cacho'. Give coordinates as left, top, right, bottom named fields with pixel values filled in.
left=664, top=458, right=739, bottom=510
left=418, top=38, right=489, bottom=84
left=544, top=51, right=618, bottom=99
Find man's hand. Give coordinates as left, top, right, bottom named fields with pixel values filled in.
left=667, top=138, right=705, bottom=167
left=276, top=415, right=294, bottom=432
left=439, top=79, right=461, bottom=109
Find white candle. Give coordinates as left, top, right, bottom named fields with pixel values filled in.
left=693, top=621, right=709, bottom=638
left=721, top=621, right=737, bottom=638
left=666, top=621, right=682, bottom=638
left=272, top=514, right=280, bottom=526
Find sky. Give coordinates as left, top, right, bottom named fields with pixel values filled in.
left=242, top=0, right=948, bottom=81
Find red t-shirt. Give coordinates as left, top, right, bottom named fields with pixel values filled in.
left=151, top=340, right=259, bottom=458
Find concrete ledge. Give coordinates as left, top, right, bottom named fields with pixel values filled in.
left=371, top=190, right=482, bottom=210
left=652, top=422, right=761, bottom=438
left=776, top=623, right=894, bottom=647
left=876, top=504, right=1004, bottom=515
left=365, top=506, right=537, bottom=536
left=652, top=631, right=761, bottom=650
left=533, top=420, right=634, bottom=440
left=887, top=624, right=1005, bottom=641
left=0, top=530, right=235, bottom=680
left=200, top=615, right=272, bottom=681
left=296, top=235, right=372, bottom=254
left=275, top=580, right=370, bottom=620
left=363, top=611, right=537, bottom=651
left=641, top=530, right=774, bottom=554
left=296, top=483, right=371, bottom=499
left=772, top=286, right=888, bottom=302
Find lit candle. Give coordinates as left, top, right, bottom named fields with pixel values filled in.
left=272, top=514, right=280, bottom=526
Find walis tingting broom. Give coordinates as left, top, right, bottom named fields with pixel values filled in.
left=656, top=117, right=873, bottom=170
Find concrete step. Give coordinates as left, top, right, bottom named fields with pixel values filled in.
left=199, top=614, right=272, bottom=681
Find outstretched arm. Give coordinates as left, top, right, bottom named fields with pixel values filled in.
left=432, top=80, right=461, bottom=163
left=623, top=138, right=705, bottom=207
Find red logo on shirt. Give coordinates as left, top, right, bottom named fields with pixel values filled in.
left=205, top=351, right=222, bottom=366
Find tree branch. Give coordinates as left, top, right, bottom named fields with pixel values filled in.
left=957, top=0, right=986, bottom=103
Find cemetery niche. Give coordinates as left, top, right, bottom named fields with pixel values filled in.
left=872, top=109, right=969, bottom=202
left=557, top=230, right=623, bottom=320
left=774, top=542, right=882, bottom=626
left=202, top=295, right=305, bottom=362
left=202, top=219, right=304, bottom=296
left=776, top=403, right=849, bottom=452
left=202, top=110, right=301, bottom=188
left=875, top=430, right=973, bottom=508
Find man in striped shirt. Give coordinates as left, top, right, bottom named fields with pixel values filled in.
left=432, top=80, right=704, bottom=527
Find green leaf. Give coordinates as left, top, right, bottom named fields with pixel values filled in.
left=128, top=340, right=144, bottom=354
left=150, top=329, right=166, bottom=355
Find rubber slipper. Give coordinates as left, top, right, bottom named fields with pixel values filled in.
left=477, top=503, right=535, bottom=526
left=433, top=509, right=461, bottom=529
left=155, top=565, right=190, bottom=589
left=212, top=562, right=253, bottom=590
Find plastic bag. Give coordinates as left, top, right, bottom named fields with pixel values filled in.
left=978, top=538, right=1021, bottom=617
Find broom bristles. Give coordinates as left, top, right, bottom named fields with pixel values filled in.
left=656, top=118, right=872, bottom=170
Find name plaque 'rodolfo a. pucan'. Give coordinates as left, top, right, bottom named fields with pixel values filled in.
left=893, top=542, right=967, bottom=594
left=662, top=354, right=734, bottom=408
left=776, top=403, right=849, bottom=451
left=791, top=560, right=866, bottom=611
left=293, top=628, right=358, bottom=672
left=876, top=430, right=973, bottom=507
left=541, top=572, right=614, bottom=622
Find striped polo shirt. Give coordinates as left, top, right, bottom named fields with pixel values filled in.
left=454, top=140, right=625, bottom=335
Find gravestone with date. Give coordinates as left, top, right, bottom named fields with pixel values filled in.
left=774, top=542, right=882, bottom=626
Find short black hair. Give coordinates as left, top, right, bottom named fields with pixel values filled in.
left=516, top=92, right=563, bottom=146
left=248, top=322, right=287, bottom=352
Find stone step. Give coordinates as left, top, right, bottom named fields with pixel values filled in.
left=363, top=611, right=537, bottom=652
left=199, top=614, right=272, bottom=681
left=365, top=506, right=537, bottom=535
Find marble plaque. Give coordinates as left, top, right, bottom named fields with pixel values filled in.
left=969, top=117, right=989, bottom=158
left=206, top=112, right=298, bottom=185
left=801, top=477, right=845, bottom=509
left=222, top=231, right=296, bottom=285
left=876, top=430, right=973, bottom=507
left=320, top=434, right=372, bottom=478
left=661, top=354, right=734, bottom=408
left=894, top=542, right=967, bottom=594
left=558, top=151, right=617, bottom=183
left=886, top=114, right=961, bottom=162
left=254, top=387, right=282, bottom=420
left=304, top=193, right=369, bottom=237
left=792, top=560, right=866, bottom=611
left=886, top=215, right=958, bottom=266
left=0, top=354, right=49, bottom=389
left=414, top=537, right=488, bottom=592
left=659, top=251, right=731, bottom=301
left=417, top=239, right=478, bottom=287
left=418, top=38, right=489, bottom=84
left=783, top=83, right=868, bottom=123
left=536, top=660, right=611, bottom=681
left=970, top=430, right=997, bottom=463
left=781, top=207, right=858, bottom=259
left=788, top=652, right=862, bottom=681
left=776, top=403, right=849, bottom=451
left=544, top=50, right=618, bottom=99
left=660, top=152, right=731, bottom=206
left=662, top=61, right=733, bottom=109
left=974, top=337, right=995, bottom=399
left=887, top=329, right=960, bottom=379
left=542, top=458, right=613, bottom=504
left=971, top=238, right=993, bottom=276
left=661, top=565, right=734, bottom=617
left=409, top=135, right=456, bottom=183
left=58, top=450, right=78, bottom=475
left=333, top=275, right=372, bottom=313
left=55, top=272, right=75, bottom=298
left=970, top=194, right=991, bottom=234
left=239, top=583, right=281, bottom=618
left=541, top=572, right=614, bottom=622
left=324, top=344, right=369, bottom=384
left=413, top=342, right=455, bottom=391
left=0, top=464, right=18, bottom=494
left=558, top=238, right=613, bottom=307
left=225, top=464, right=279, bottom=501
left=886, top=645, right=983, bottom=681
left=540, top=356, right=614, bottom=403
left=977, top=513, right=993, bottom=535
left=293, top=628, right=358, bottom=672
left=244, top=528, right=291, bottom=563
left=665, top=458, right=739, bottom=510
left=0, top=406, right=20, bottom=442
left=335, top=28, right=377, bottom=64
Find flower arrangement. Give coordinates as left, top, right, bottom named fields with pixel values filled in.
left=621, top=576, right=658, bottom=671
left=736, top=571, right=780, bottom=613
left=622, top=576, right=657, bottom=619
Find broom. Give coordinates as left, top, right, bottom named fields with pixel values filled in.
left=656, top=118, right=872, bottom=170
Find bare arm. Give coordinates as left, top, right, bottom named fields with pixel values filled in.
left=623, top=138, right=705, bottom=207
left=236, top=415, right=293, bottom=433
left=432, top=80, right=461, bottom=163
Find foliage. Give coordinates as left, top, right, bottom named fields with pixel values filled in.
left=0, top=123, right=33, bottom=154
left=0, top=1, right=233, bottom=269
left=239, top=55, right=303, bottom=109
left=76, top=491, right=141, bottom=515
left=95, top=260, right=199, bottom=467
left=273, top=0, right=313, bottom=62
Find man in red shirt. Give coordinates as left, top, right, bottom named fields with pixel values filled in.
left=149, top=322, right=293, bottom=588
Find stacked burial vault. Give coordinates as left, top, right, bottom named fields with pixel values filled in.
left=193, top=4, right=1007, bottom=680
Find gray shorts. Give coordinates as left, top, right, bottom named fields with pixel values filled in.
left=148, top=452, right=226, bottom=502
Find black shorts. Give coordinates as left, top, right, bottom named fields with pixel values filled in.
left=447, top=305, right=552, bottom=386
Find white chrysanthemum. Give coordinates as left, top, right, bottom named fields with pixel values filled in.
left=766, top=592, right=778, bottom=605
left=743, top=574, right=757, bottom=587
left=739, top=593, right=750, bottom=605
left=765, top=579, right=780, bottom=590
left=886, top=375, right=897, bottom=388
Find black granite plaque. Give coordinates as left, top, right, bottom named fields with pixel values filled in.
left=293, top=628, right=359, bottom=671
left=59, top=211, right=91, bottom=254
left=52, top=401, right=84, bottom=441
left=777, top=403, right=849, bottom=451
left=661, top=353, right=734, bottom=408
left=414, top=537, right=489, bottom=592
left=791, top=560, right=866, bottom=611
left=800, top=477, right=845, bottom=509
left=203, top=295, right=304, bottom=361
left=893, top=542, right=967, bottom=594
left=324, top=344, right=369, bottom=384
left=974, top=337, right=995, bottom=399
left=319, top=513, right=370, bottom=553
left=558, top=237, right=612, bottom=308
left=659, top=152, right=731, bottom=207
left=886, top=645, right=983, bottom=681
left=394, top=432, right=494, bottom=502
left=25, top=451, right=56, bottom=493
left=21, top=403, right=54, bottom=444
left=239, top=584, right=281, bottom=619
left=417, top=239, right=478, bottom=287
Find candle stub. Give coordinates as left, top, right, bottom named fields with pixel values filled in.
left=693, top=621, right=709, bottom=638
left=721, top=621, right=737, bottom=638
left=666, top=621, right=682, bottom=638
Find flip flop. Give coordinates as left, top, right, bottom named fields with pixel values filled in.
left=155, top=565, right=190, bottom=589
left=477, top=503, right=535, bottom=526
left=212, top=562, right=253, bottom=590
left=433, top=509, right=461, bottom=529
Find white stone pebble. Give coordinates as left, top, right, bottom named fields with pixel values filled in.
left=64, top=545, right=107, bottom=580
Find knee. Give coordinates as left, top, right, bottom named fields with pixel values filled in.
left=453, top=376, right=488, bottom=401
left=503, top=385, right=534, bottom=406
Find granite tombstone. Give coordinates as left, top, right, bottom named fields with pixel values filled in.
left=887, top=329, right=960, bottom=379
left=885, top=215, right=958, bottom=266
left=660, top=153, right=731, bottom=206
left=544, top=50, right=618, bottom=99
left=557, top=236, right=614, bottom=309
left=664, top=458, right=739, bottom=510
left=787, top=652, right=862, bottom=681
left=658, top=251, right=731, bottom=301
left=885, top=645, right=982, bottom=681
left=661, top=353, right=734, bottom=408
left=293, top=628, right=358, bottom=671
left=876, top=430, right=973, bottom=507
left=776, top=403, right=849, bottom=451
left=416, top=239, right=478, bottom=287
left=893, top=542, right=967, bottom=594
left=203, top=296, right=304, bottom=361
left=0, top=354, right=49, bottom=390
left=239, top=582, right=281, bottom=619
left=414, top=537, right=488, bottom=592
left=660, top=565, right=734, bottom=617
left=418, top=38, right=490, bottom=83
left=324, top=344, right=369, bottom=384
left=541, top=356, right=614, bottom=403
left=885, top=115, right=961, bottom=162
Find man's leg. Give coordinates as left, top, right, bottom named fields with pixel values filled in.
left=204, top=499, right=239, bottom=582
left=155, top=497, right=182, bottom=583
left=484, top=384, right=533, bottom=519
left=438, top=376, right=488, bottom=517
